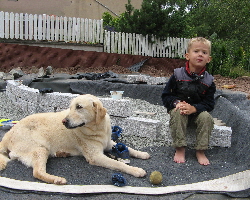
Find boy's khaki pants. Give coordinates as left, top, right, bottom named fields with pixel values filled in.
left=169, top=110, right=214, bottom=150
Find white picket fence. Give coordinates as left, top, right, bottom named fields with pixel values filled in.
left=0, top=11, right=188, bottom=58
left=0, top=11, right=103, bottom=44
left=104, top=31, right=189, bottom=58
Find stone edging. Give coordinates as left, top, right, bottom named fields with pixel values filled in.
left=5, top=80, right=232, bottom=148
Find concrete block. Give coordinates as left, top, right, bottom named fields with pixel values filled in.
left=147, top=77, right=168, bottom=85
left=100, top=97, right=133, bottom=117
left=127, top=74, right=149, bottom=83
left=6, top=90, right=15, bottom=102
left=17, top=85, right=39, bottom=102
left=110, top=116, right=162, bottom=139
left=210, top=125, right=232, bottom=147
left=6, top=80, right=15, bottom=92
left=127, top=74, right=168, bottom=85
left=37, top=104, right=57, bottom=113
left=186, top=125, right=232, bottom=147
left=26, top=101, right=38, bottom=114
left=38, top=92, right=78, bottom=109
left=7, top=80, right=39, bottom=103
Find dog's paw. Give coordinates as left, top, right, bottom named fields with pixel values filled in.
left=132, top=167, right=147, bottom=177
left=139, top=152, right=150, bottom=159
left=129, top=149, right=150, bottom=159
left=0, top=155, right=10, bottom=170
left=53, top=177, right=67, bottom=185
left=0, top=162, right=7, bottom=170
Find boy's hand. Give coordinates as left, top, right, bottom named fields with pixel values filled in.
left=175, top=101, right=197, bottom=115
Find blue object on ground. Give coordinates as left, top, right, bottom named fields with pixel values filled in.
left=111, top=126, right=122, bottom=142
left=111, top=173, right=127, bottom=187
left=110, top=143, right=130, bottom=160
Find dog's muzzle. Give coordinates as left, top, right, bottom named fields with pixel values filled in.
left=62, top=118, right=85, bottom=129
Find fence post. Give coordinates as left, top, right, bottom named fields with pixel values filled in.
left=117, top=32, right=121, bottom=54
left=110, top=31, right=114, bottom=53
left=104, top=30, right=110, bottom=53
left=38, top=14, right=42, bottom=40
left=99, top=19, right=103, bottom=44
left=50, top=15, right=55, bottom=41
left=114, top=32, right=118, bottom=53
left=157, top=37, right=163, bottom=57
left=0, top=11, right=4, bottom=38
left=42, top=14, right=46, bottom=40
left=88, top=19, right=93, bottom=43
left=92, top=19, right=96, bottom=43
left=46, top=15, right=51, bottom=41
left=33, top=14, right=38, bottom=40
left=72, top=17, right=76, bottom=42
left=76, top=17, right=81, bottom=42
left=4, top=12, right=9, bottom=39
left=9, top=12, right=14, bottom=39
left=28, top=14, right=33, bottom=40
left=127, top=33, right=132, bottom=55
left=19, top=13, right=23, bottom=40
left=14, top=13, right=19, bottom=39
left=24, top=13, right=29, bottom=40
left=59, top=16, right=64, bottom=41
left=63, top=16, right=68, bottom=42
left=84, top=18, right=88, bottom=42
left=54, top=16, right=59, bottom=41
left=79, top=18, right=84, bottom=42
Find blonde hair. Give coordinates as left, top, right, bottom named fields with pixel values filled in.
left=187, top=37, right=211, bottom=54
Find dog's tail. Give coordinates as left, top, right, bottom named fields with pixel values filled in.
left=0, top=141, right=10, bottom=170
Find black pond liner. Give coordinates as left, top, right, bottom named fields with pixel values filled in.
left=0, top=74, right=249, bottom=199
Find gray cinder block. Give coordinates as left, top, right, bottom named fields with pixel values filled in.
left=110, top=116, right=162, bottom=139
left=100, top=98, right=132, bottom=117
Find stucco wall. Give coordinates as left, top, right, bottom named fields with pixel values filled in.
left=0, top=0, right=142, bottom=19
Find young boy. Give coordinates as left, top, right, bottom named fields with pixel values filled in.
left=161, top=37, right=216, bottom=166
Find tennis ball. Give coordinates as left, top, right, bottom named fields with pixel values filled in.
left=149, top=171, right=163, bottom=185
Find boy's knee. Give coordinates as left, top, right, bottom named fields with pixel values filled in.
left=197, top=111, right=213, bottom=124
left=170, top=109, right=185, bottom=118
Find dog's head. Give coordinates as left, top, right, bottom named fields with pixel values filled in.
left=62, top=94, right=107, bottom=129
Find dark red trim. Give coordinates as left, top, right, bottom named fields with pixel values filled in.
left=185, top=61, right=206, bottom=75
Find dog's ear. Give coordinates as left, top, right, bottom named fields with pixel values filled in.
left=93, top=101, right=107, bottom=124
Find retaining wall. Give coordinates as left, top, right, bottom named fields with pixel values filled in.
left=6, top=79, right=232, bottom=148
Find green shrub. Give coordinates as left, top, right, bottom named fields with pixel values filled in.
left=208, top=38, right=250, bottom=78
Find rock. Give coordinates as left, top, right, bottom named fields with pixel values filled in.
left=2, top=73, right=14, bottom=80
left=0, top=72, right=4, bottom=80
left=45, top=66, right=53, bottom=75
left=9, top=67, right=25, bottom=79
left=38, top=67, right=45, bottom=77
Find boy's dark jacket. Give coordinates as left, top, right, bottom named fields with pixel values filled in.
left=161, top=62, right=216, bottom=114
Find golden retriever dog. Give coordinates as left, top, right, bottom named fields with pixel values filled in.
left=0, top=94, right=150, bottom=184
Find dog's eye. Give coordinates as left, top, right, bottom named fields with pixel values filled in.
left=76, top=104, right=83, bottom=109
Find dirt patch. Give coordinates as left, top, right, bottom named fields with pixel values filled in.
left=0, top=43, right=185, bottom=77
left=0, top=42, right=250, bottom=97
left=213, top=75, right=250, bottom=98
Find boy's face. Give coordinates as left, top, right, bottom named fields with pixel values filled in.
left=185, top=42, right=211, bottom=72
